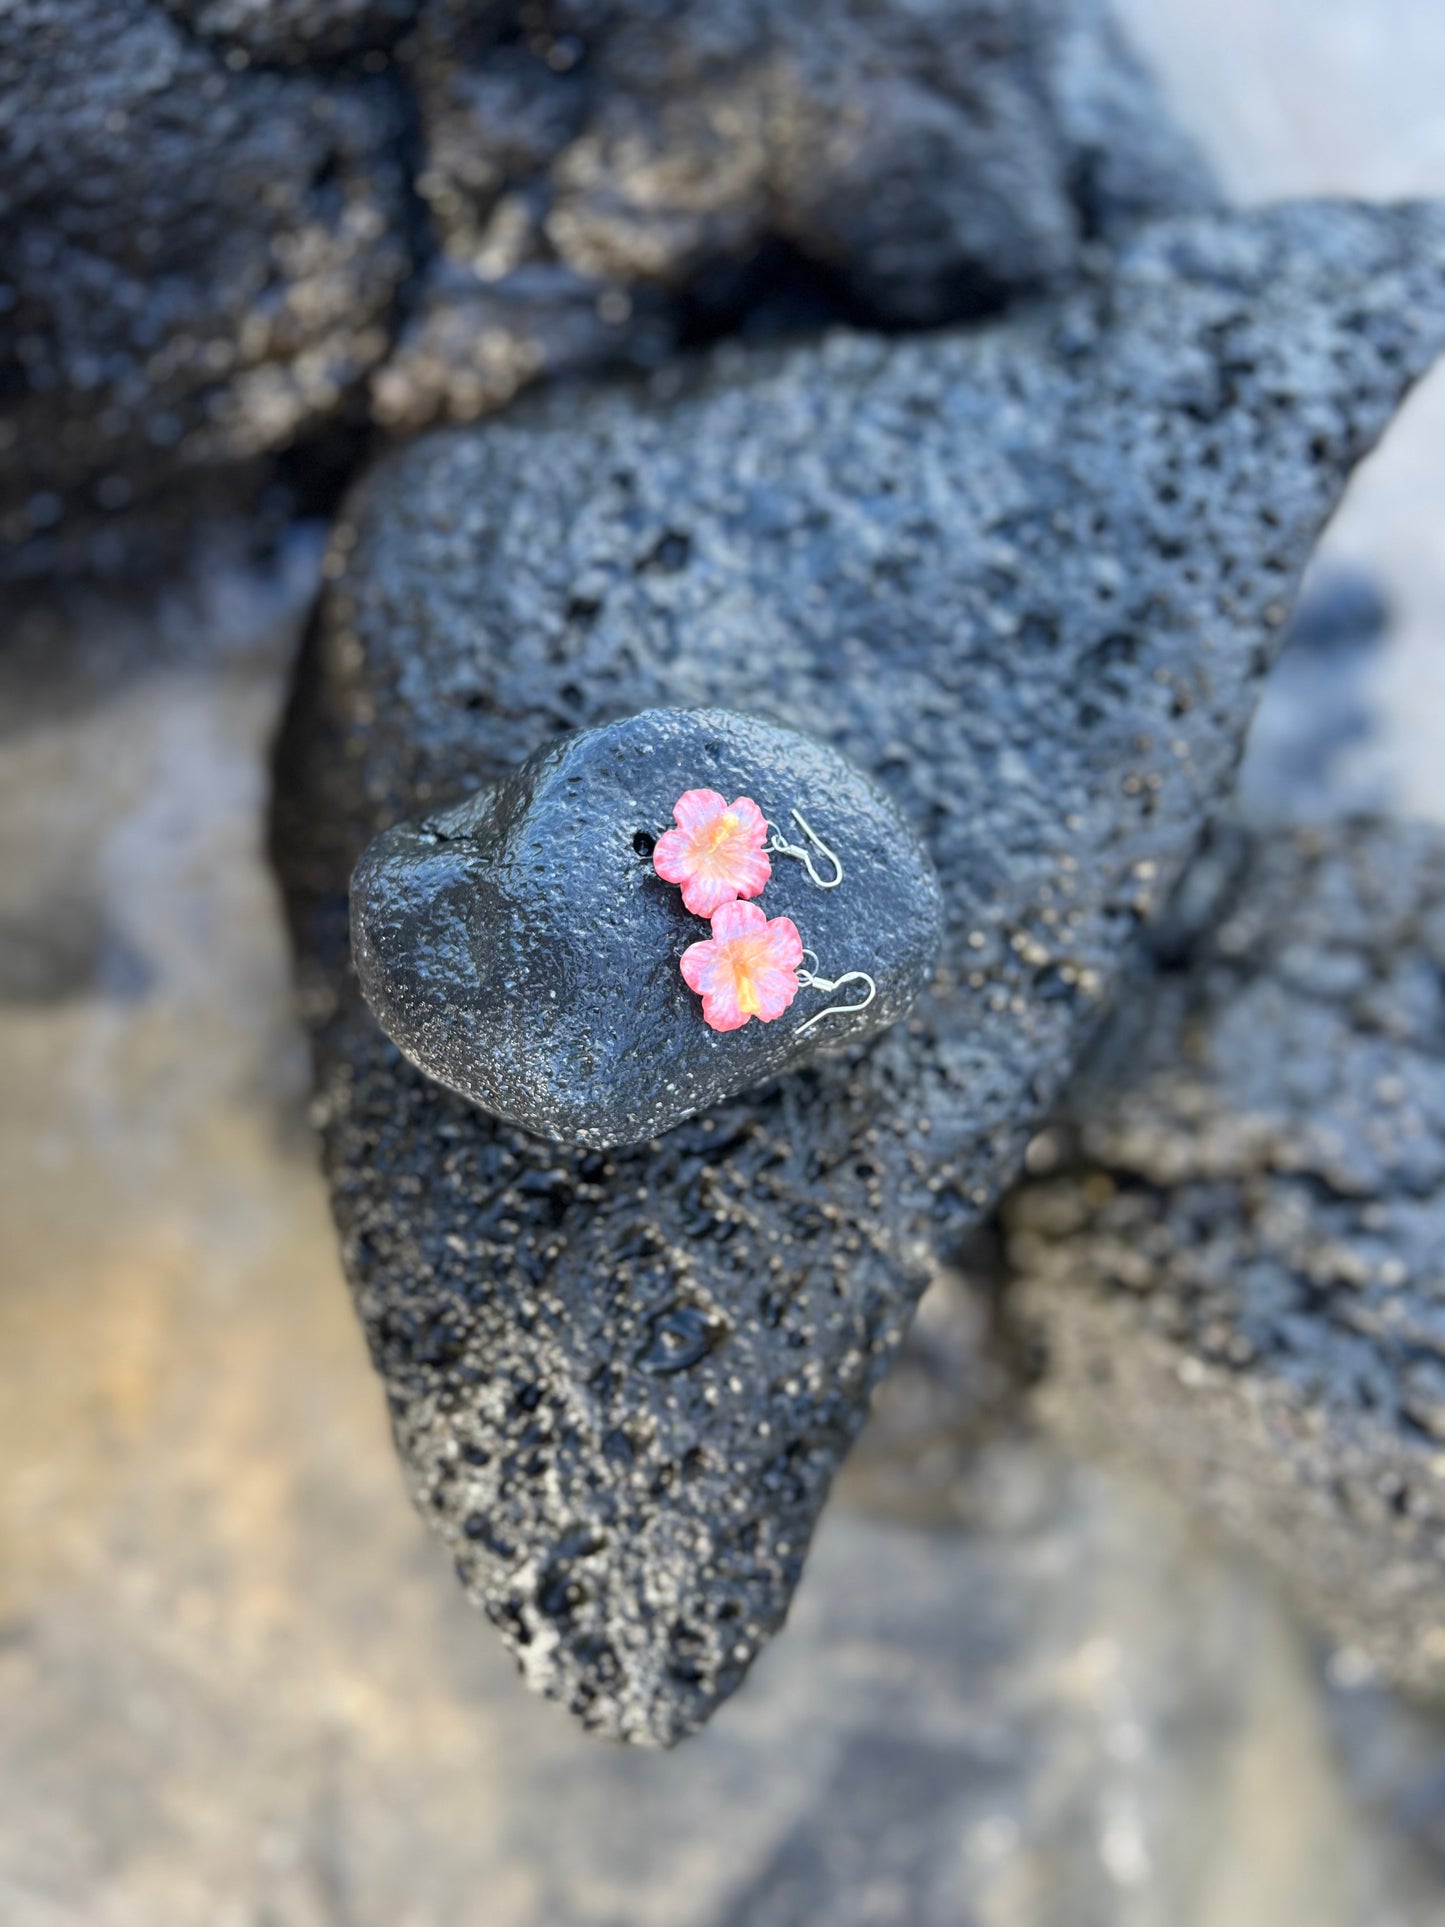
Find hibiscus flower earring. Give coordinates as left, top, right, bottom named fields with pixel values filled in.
left=652, top=789, right=847, bottom=915
left=679, top=900, right=803, bottom=1032
left=677, top=906, right=877, bottom=1036
left=654, top=788, right=877, bottom=1036
left=652, top=790, right=772, bottom=917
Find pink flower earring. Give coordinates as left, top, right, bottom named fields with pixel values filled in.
left=652, top=789, right=771, bottom=917
left=654, top=788, right=876, bottom=1036
left=651, top=791, right=846, bottom=916
left=679, top=900, right=804, bottom=1031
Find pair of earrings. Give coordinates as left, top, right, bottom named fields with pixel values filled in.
left=651, top=789, right=876, bottom=1036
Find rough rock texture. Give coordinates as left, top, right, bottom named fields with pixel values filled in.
left=1009, top=819, right=1445, bottom=1701
left=162, top=0, right=418, bottom=64
left=370, top=259, right=673, bottom=431
left=351, top=707, right=943, bottom=1146
left=403, top=0, right=1213, bottom=316
left=378, top=0, right=1218, bottom=428
left=5, top=0, right=1210, bottom=558
left=0, top=0, right=410, bottom=567
left=273, top=200, right=1445, bottom=1742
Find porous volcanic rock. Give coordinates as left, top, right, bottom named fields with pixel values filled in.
left=1009, top=819, right=1445, bottom=1701
left=0, top=0, right=409, bottom=566
left=273, top=200, right=1445, bottom=1742
left=351, top=707, right=943, bottom=1147
left=7, top=0, right=1210, bottom=552
left=403, top=0, right=1214, bottom=316
left=369, top=260, right=674, bottom=433
left=375, top=0, right=1218, bottom=428
left=161, top=0, right=417, bottom=65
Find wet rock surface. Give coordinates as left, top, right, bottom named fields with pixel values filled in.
left=274, top=199, right=1445, bottom=1741
left=1009, top=818, right=1445, bottom=1701
left=351, top=707, right=942, bottom=1147
left=0, top=0, right=410, bottom=568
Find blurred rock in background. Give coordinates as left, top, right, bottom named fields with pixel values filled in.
left=0, top=0, right=411, bottom=571
left=2, top=0, right=1212, bottom=571
left=162, top=0, right=420, bottom=66
left=1010, top=819, right=1445, bottom=1703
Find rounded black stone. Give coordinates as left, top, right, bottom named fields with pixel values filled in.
left=350, top=707, right=943, bottom=1148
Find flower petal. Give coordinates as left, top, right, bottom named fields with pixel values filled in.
left=701, top=983, right=753, bottom=1031
left=652, top=824, right=695, bottom=885
left=709, top=898, right=767, bottom=944
left=653, top=790, right=772, bottom=915
left=679, top=937, right=718, bottom=994
left=762, top=915, right=803, bottom=972
left=680, top=903, right=806, bottom=1032
left=672, top=788, right=729, bottom=833
left=680, top=869, right=744, bottom=918
left=751, top=966, right=800, bottom=1022
left=728, top=847, right=772, bottom=902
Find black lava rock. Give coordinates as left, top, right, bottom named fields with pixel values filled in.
left=0, top=0, right=409, bottom=568
left=7, top=0, right=1209, bottom=555
left=377, top=0, right=1217, bottom=429
left=161, top=0, right=417, bottom=65
left=403, top=0, right=1214, bottom=319
left=273, top=200, right=1445, bottom=1743
left=351, top=708, right=943, bottom=1148
left=1009, top=820, right=1445, bottom=1703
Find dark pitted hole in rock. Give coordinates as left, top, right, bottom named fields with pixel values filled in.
left=641, top=531, right=692, bottom=574
left=639, top=1304, right=724, bottom=1376
left=273, top=201, right=1445, bottom=1745
left=350, top=707, right=943, bottom=1148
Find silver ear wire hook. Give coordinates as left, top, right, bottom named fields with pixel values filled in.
left=794, top=958, right=877, bottom=1036
left=765, top=809, right=844, bottom=890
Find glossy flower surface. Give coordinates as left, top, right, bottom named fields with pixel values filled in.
left=680, top=899, right=803, bottom=1032
left=653, top=788, right=770, bottom=917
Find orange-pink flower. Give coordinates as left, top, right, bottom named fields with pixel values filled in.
left=680, top=899, right=803, bottom=1033
left=653, top=789, right=771, bottom=918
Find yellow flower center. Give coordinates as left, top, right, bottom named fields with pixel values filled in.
left=724, top=934, right=772, bottom=1015
left=702, top=810, right=741, bottom=854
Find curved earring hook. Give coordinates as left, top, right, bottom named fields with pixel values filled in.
left=794, top=966, right=877, bottom=1036
left=766, top=809, right=844, bottom=890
